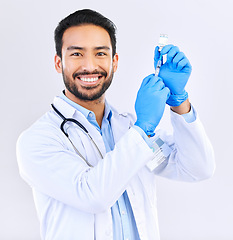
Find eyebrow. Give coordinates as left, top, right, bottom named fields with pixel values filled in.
left=95, top=46, right=111, bottom=51
left=67, top=46, right=84, bottom=51
left=67, top=46, right=111, bottom=51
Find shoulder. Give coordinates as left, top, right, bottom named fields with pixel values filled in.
left=109, top=104, right=136, bottom=126
left=17, top=110, right=65, bottom=151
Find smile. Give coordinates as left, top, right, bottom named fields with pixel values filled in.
left=80, top=77, right=99, bottom=82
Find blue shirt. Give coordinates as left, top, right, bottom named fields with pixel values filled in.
left=60, top=93, right=140, bottom=240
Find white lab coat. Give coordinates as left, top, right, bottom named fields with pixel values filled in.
left=16, top=96, right=215, bottom=240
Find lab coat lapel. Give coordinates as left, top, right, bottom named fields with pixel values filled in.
left=110, top=111, right=131, bottom=143
left=72, top=109, right=107, bottom=160
left=52, top=97, right=106, bottom=162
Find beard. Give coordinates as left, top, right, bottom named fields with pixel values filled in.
left=62, top=68, right=114, bottom=101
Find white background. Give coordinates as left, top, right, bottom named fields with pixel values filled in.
left=0, top=0, right=232, bottom=239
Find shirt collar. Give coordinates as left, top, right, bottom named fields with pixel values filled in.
left=103, top=100, right=112, bottom=122
left=60, top=91, right=112, bottom=122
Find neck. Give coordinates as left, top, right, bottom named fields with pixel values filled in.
left=64, top=89, right=105, bottom=127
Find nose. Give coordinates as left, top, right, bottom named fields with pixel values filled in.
left=81, top=54, right=98, bottom=72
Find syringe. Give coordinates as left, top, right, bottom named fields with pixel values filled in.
left=155, top=34, right=168, bottom=76
left=155, top=55, right=162, bottom=77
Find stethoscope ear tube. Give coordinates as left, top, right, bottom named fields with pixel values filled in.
left=51, top=104, right=89, bottom=134
left=51, top=104, right=65, bottom=120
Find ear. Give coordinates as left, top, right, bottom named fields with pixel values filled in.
left=54, top=54, right=62, bottom=73
left=112, top=53, right=119, bottom=73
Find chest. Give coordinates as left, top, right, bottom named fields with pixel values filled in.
left=62, top=114, right=131, bottom=167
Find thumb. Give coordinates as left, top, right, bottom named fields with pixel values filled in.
left=162, top=87, right=171, bottom=101
left=154, top=46, right=161, bottom=69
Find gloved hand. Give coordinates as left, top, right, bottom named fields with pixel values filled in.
left=134, top=74, right=170, bottom=136
left=154, top=45, right=192, bottom=106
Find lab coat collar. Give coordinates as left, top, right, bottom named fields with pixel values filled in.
left=52, top=96, right=107, bottom=158
left=53, top=96, right=77, bottom=119
left=55, top=93, right=112, bottom=123
left=52, top=95, right=132, bottom=145
left=60, top=91, right=93, bottom=119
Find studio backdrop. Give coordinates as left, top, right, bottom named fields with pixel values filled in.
left=0, top=0, right=232, bottom=239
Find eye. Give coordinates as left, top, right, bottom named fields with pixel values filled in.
left=71, top=52, right=82, bottom=57
left=96, top=52, right=107, bottom=57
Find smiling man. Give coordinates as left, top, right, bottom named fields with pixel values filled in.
left=16, top=9, right=215, bottom=240
left=55, top=23, right=118, bottom=126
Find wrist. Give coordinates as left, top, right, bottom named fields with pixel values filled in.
left=134, top=121, right=156, bottom=137
left=170, top=99, right=191, bottom=115
left=166, top=90, right=188, bottom=107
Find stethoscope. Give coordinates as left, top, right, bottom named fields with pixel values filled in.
left=51, top=104, right=104, bottom=167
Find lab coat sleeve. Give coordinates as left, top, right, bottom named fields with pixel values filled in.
left=152, top=108, right=215, bottom=181
left=16, top=123, right=155, bottom=214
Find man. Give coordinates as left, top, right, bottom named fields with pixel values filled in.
left=16, top=9, right=215, bottom=240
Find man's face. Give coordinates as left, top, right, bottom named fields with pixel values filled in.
left=55, top=24, right=118, bottom=102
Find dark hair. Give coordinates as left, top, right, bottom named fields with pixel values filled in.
left=54, top=9, right=117, bottom=58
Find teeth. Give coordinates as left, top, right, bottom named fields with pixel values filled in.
left=80, top=77, right=99, bottom=82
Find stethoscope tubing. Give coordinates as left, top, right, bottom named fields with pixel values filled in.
left=51, top=104, right=88, bottom=135
left=51, top=104, right=104, bottom=167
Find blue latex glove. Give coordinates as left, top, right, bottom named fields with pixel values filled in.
left=134, top=74, right=170, bottom=136
left=154, top=45, right=192, bottom=106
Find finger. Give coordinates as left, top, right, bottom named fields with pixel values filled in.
left=154, top=46, right=161, bottom=68
left=166, top=46, right=180, bottom=63
left=172, top=52, right=185, bottom=67
left=177, top=58, right=191, bottom=71
left=146, top=75, right=163, bottom=88
left=149, top=78, right=165, bottom=91
left=161, top=86, right=171, bottom=101
left=139, top=73, right=155, bottom=89
left=160, top=44, right=174, bottom=55
left=154, top=46, right=160, bottom=61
